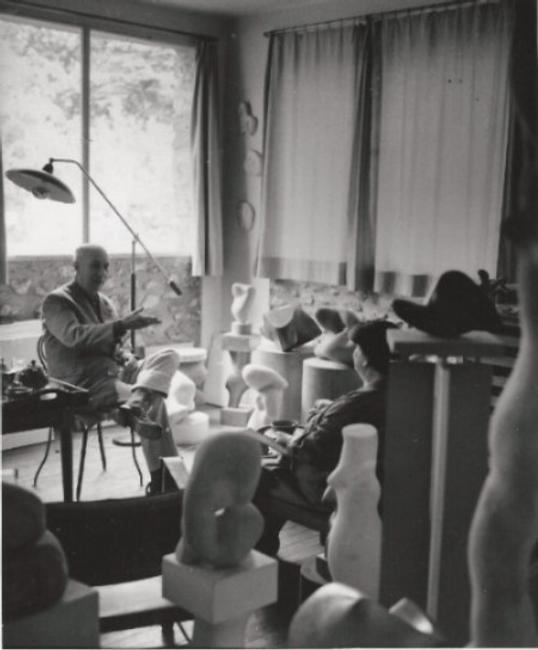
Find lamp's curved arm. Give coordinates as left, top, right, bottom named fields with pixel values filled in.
left=49, top=158, right=182, bottom=296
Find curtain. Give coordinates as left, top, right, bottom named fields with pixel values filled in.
left=190, top=40, right=223, bottom=276
left=497, top=0, right=538, bottom=280
left=374, top=1, right=513, bottom=297
left=0, top=139, right=6, bottom=285
left=256, top=21, right=374, bottom=289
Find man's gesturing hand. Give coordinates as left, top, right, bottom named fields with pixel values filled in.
left=121, top=307, right=161, bottom=331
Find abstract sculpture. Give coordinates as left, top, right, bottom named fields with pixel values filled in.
left=163, top=432, right=278, bottom=647
left=468, top=217, right=538, bottom=646
left=175, top=431, right=264, bottom=568
left=325, top=424, right=382, bottom=600
left=242, top=363, right=288, bottom=431
left=288, top=583, right=444, bottom=648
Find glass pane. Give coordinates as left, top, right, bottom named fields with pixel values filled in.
left=89, top=32, right=195, bottom=255
left=0, top=16, right=83, bottom=256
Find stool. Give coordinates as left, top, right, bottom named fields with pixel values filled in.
left=301, top=357, right=361, bottom=422
left=252, top=343, right=314, bottom=422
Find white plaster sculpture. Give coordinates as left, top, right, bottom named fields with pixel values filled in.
left=242, top=363, right=288, bottom=431
left=175, top=431, right=264, bottom=568
left=324, top=424, right=382, bottom=600
left=261, top=304, right=321, bottom=352
left=162, top=431, right=278, bottom=648
left=468, top=218, right=538, bottom=647
left=230, top=283, right=255, bottom=334
left=288, top=582, right=442, bottom=648
left=313, top=308, right=362, bottom=365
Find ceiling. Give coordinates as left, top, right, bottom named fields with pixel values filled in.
left=140, top=0, right=330, bottom=17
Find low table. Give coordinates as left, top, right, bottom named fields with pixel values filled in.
left=2, top=384, right=89, bottom=502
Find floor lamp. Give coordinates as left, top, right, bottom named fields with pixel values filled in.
left=5, top=158, right=182, bottom=352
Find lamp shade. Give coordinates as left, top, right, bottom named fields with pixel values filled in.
left=5, top=168, right=75, bottom=203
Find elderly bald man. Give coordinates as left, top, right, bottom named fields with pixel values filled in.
left=42, top=244, right=179, bottom=495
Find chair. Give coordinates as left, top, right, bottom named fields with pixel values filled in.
left=34, top=335, right=143, bottom=501
left=45, top=492, right=191, bottom=644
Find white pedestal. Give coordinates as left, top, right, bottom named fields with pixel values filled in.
left=252, top=345, right=314, bottom=422
left=301, top=357, right=361, bottom=422
left=162, top=550, right=278, bottom=647
left=2, top=579, right=99, bottom=649
left=220, top=407, right=252, bottom=427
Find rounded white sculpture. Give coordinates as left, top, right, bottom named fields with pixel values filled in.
left=242, top=363, right=288, bottom=431
left=326, top=423, right=382, bottom=600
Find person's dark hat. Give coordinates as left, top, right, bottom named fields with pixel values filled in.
left=392, top=271, right=502, bottom=338
left=348, top=320, right=398, bottom=374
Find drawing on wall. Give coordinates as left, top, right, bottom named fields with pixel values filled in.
left=238, top=101, right=258, bottom=135
left=237, top=200, right=256, bottom=231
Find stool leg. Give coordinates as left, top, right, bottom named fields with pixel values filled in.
left=97, top=422, right=107, bottom=471
left=76, top=426, right=89, bottom=501
left=33, top=427, right=53, bottom=488
left=130, top=428, right=144, bottom=487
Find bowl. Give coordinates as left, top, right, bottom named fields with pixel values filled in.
left=271, top=419, right=297, bottom=435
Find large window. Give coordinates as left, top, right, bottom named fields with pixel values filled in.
left=0, top=14, right=195, bottom=256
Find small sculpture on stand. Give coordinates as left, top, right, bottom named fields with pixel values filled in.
left=314, top=308, right=361, bottom=366
left=231, top=283, right=255, bottom=335
left=162, top=432, right=278, bottom=648
left=324, top=424, right=382, bottom=600
left=392, top=270, right=502, bottom=338
left=261, top=304, right=321, bottom=353
left=221, top=284, right=261, bottom=427
left=242, top=363, right=288, bottom=431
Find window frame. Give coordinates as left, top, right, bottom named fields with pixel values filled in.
left=0, top=0, right=205, bottom=252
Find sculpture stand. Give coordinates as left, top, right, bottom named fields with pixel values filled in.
left=162, top=551, right=278, bottom=648
left=221, top=331, right=260, bottom=427
left=379, top=329, right=507, bottom=645
left=252, top=344, right=313, bottom=422
left=301, top=357, right=361, bottom=423
left=3, top=580, right=99, bottom=649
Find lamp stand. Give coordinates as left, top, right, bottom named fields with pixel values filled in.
left=130, top=239, right=137, bottom=353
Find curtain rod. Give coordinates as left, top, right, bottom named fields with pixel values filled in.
left=0, top=0, right=218, bottom=42
left=263, top=0, right=499, bottom=37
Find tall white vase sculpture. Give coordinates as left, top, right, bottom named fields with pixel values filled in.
left=326, top=423, right=382, bottom=600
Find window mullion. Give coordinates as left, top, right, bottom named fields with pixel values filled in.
left=81, top=25, right=90, bottom=242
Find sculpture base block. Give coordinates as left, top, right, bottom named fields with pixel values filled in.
left=3, top=580, right=99, bottom=649
left=231, top=322, right=252, bottom=335
left=222, top=332, right=260, bottom=352
left=221, top=407, right=252, bottom=427
left=162, top=550, right=278, bottom=624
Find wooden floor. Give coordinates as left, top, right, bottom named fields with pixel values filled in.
left=2, top=414, right=323, bottom=648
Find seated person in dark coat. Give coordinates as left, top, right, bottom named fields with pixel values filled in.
left=41, top=243, right=180, bottom=495
left=254, top=319, right=397, bottom=554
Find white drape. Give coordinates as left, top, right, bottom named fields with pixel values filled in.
left=374, top=1, right=512, bottom=297
left=191, top=40, right=223, bottom=276
left=256, top=22, right=371, bottom=286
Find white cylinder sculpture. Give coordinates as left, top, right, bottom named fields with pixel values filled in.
left=326, top=423, right=382, bottom=600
